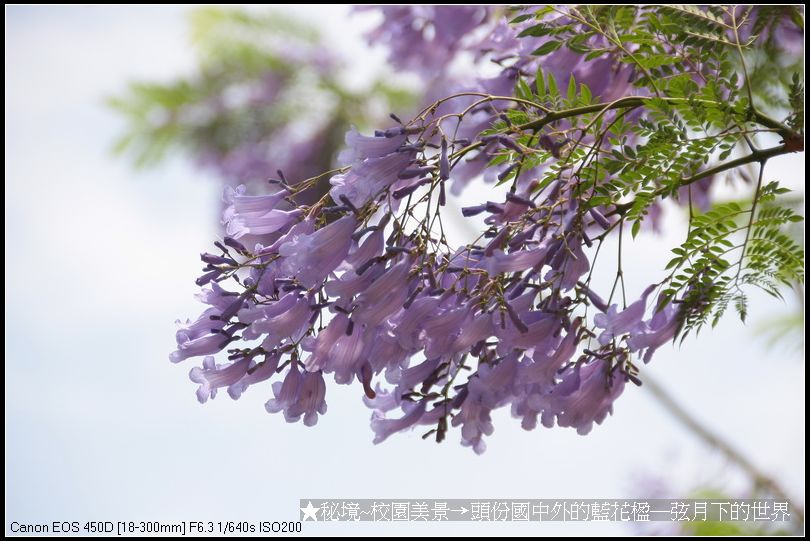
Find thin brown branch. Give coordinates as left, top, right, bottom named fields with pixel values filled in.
left=643, top=373, right=805, bottom=529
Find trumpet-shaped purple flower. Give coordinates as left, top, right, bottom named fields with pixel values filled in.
left=387, top=296, right=441, bottom=350
left=278, top=214, right=357, bottom=287
left=453, top=353, right=520, bottom=454
left=450, top=311, right=494, bottom=354
left=522, top=324, right=580, bottom=387
left=339, top=127, right=407, bottom=164
left=223, top=185, right=287, bottom=221
left=302, top=313, right=349, bottom=372
left=353, top=258, right=414, bottom=326
left=422, top=305, right=470, bottom=359
left=228, top=353, right=281, bottom=400
left=265, top=363, right=328, bottom=426
left=391, top=358, right=441, bottom=398
left=329, top=127, right=416, bottom=207
left=550, top=360, right=627, bottom=435
left=286, top=369, right=329, bottom=427
left=371, top=399, right=427, bottom=444
left=545, top=241, right=591, bottom=292
left=226, top=208, right=303, bottom=239
left=195, top=281, right=239, bottom=311
left=594, top=284, right=656, bottom=345
left=363, top=385, right=401, bottom=412
left=170, top=308, right=226, bottom=363
left=325, top=267, right=382, bottom=301
left=484, top=244, right=549, bottom=275
left=190, top=356, right=250, bottom=403
left=242, top=292, right=312, bottom=348
left=344, top=228, right=385, bottom=270
left=330, top=152, right=414, bottom=208
left=362, top=6, right=490, bottom=74
left=327, top=322, right=372, bottom=384
left=222, top=185, right=302, bottom=239
left=628, top=297, right=681, bottom=363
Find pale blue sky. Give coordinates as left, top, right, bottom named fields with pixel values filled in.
left=5, top=6, right=804, bottom=536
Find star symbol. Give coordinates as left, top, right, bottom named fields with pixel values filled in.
left=301, top=501, right=319, bottom=521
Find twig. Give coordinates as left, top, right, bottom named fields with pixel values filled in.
left=642, top=373, right=805, bottom=529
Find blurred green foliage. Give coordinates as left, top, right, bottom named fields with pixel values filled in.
left=683, top=488, right=795, bottom=536
left=754, top=193, right=805, bottom=354
left=108, top=7, right=415, bottom=188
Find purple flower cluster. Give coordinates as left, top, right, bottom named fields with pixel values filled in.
left=360, top=6, right=491, bottom=76
left=362, top=6, right=803, bottom=225
left=186, top=34, right=345, bottom=193
left=164, top=5, right=805, bottom=453
left=172, top=112, right=682, bottom=452
left=364, top=6, right=638, bottom=196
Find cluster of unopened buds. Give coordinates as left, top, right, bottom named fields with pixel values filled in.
left=171, top=99, right=681, bottom=453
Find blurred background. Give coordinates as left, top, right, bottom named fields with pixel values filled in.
left=5, top=5, right=804, bottom=536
